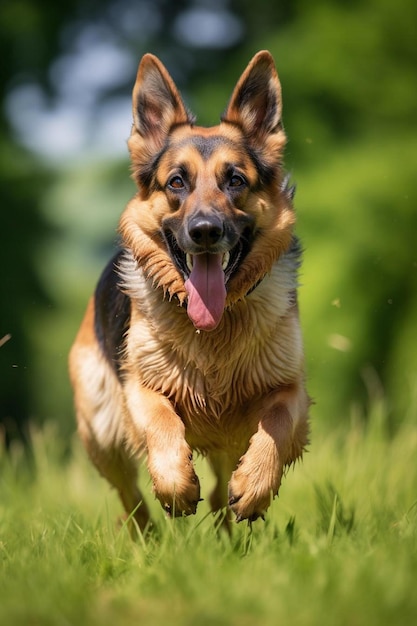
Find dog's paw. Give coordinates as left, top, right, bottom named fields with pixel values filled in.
left=148, top=445, right=201, bottom=517
left=228, top=454, right=281, bottom=522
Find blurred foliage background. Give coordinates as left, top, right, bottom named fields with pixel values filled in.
left=1, top=0, right=416, bottom=449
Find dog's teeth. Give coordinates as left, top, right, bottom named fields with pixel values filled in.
left=186, top=254, right=194, bottom=272
left=222, top=252, right=230, bottom=270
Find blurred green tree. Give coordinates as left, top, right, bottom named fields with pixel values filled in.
left=1, top=0, right=416, bottom=447
left=263, top=0, right=417, bottom=427
left=0, top=0, right=78, bottom=449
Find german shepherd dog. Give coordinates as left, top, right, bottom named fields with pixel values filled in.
left=69, top=50, right=310, bottom=531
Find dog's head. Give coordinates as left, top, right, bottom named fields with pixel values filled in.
left=120, top=51, right=295, bottom=331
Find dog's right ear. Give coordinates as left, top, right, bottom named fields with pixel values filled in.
left=129, top=54, right=193, bottom=164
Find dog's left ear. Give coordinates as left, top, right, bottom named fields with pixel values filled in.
left=222, top=51, right=283, bottom=143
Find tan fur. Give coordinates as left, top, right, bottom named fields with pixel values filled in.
left=69, top=51, right=310, bottom=531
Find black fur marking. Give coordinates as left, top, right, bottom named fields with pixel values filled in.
left=281, top=173, right=296, bottom=201
left=164, top=134, right=235, bottom=162
left=288, top=235, right=303, bottom=270
left=246, top=144, right=277, bottom=186
left=187, top=135, right=234, bottom=160
left=133, top=143, right=166, bottom=191
left=94, top=251, right=130, bottom=376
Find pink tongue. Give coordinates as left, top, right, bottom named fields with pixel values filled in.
left=184, top=254, right=226, bottom=331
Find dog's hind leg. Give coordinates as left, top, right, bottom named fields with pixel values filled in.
left=78, top=414, right=150, bottom=534
left=69, top=305, right=150, bottom=533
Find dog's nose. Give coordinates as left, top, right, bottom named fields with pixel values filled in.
left=188, top=214, right=224, bottom=248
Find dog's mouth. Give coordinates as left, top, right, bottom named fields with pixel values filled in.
left=163, top=231, right=250, bottom=284
left=163, top=232, right=251, bottom=332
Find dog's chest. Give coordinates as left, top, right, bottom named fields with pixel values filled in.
left=122, top=249, right=303, bottom=425
left=126, top=290, right=302, bottom=422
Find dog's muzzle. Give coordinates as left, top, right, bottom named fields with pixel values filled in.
left=162, top=211, right=254, bottom=332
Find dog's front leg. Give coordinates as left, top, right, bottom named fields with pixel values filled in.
left=228, top=384, right=309, bottom=522
left=124, top=381, right=200, bottom=517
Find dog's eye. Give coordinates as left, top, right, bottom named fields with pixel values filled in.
left=168, top=176, right=185, bottom=190
left=229, top=174, right=246, bottom=188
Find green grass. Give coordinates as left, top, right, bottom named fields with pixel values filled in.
left=1, top=397, right=417, bottom=626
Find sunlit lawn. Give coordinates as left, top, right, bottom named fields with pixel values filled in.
left=1, top=395, right=416, bottom=626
